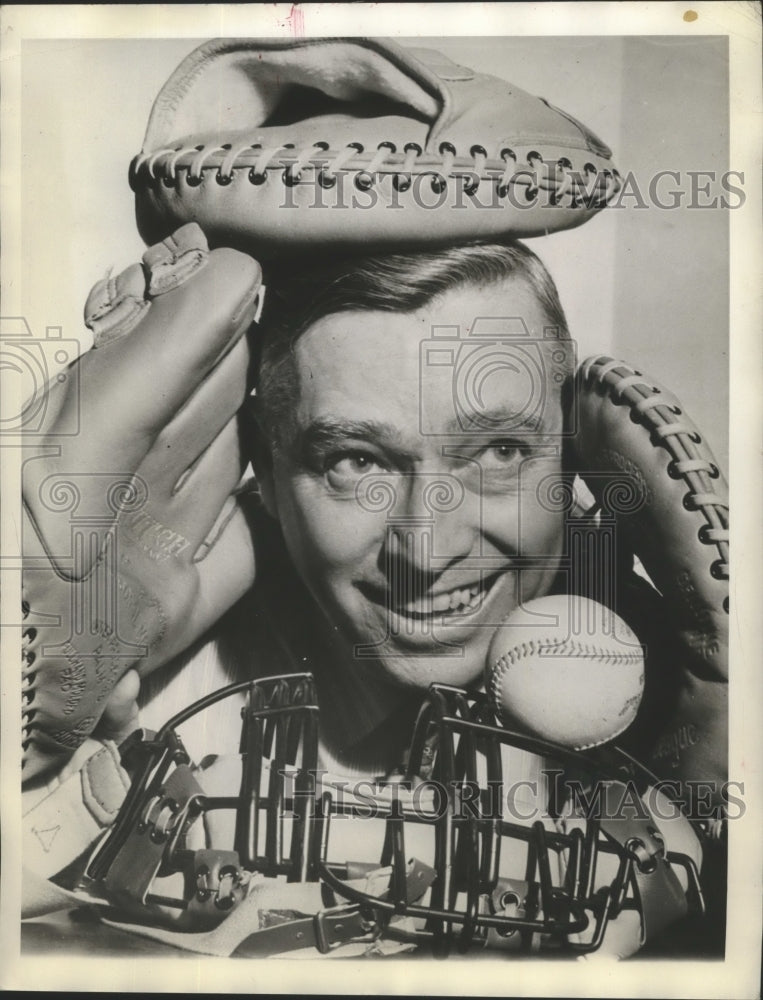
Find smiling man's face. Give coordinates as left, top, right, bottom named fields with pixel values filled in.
left=259, top=277, right=568, bottom=690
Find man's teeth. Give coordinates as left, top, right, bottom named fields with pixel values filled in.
left=400, top=582, right=486, bottom=616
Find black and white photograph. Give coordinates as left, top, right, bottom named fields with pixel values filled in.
left=1, top=3, right=760, bottom=995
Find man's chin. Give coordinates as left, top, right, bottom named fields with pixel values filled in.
left=354, top=635, right=491, bottom=691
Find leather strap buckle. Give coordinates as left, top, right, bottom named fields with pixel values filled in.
left=313, top=903, right=373, bottom=954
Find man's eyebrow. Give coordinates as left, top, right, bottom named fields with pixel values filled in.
left=290, top=409, right=558, bottom=460
left=295, top=417, right=406, bottom=452
left=442, top=405, right=552, bottom=436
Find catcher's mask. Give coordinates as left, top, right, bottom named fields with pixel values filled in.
left=81, top=674, right=704, bottom=957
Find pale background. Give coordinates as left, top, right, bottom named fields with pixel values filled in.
left=18, top=34, right=729, bottom=468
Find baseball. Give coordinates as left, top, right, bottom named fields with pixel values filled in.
left=486, top=595, right=645, bottom=750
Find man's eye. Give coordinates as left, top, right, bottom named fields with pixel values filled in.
left=480, top=442, right=524, bottom=469
left=326, top=452, right=385, bottom=490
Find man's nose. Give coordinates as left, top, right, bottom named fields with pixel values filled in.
left=383, top=471, right=478, bottom=572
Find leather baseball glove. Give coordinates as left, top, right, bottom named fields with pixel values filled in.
left=21, top=224, right=262, bottom=782
left=572, top=356, right=728, bottom=809
left=131, top=37, right=620, bottom=257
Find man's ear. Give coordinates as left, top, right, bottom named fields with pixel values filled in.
left=254, top=457, right=278, bottom=520
left=242, top=403, right=279, bottom=519
left=560, top=372, right=578, bottom=475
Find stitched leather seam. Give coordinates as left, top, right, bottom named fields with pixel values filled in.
left=583, top=357, right=729, bottom=590
left=130, top=144, right=621, bottom=205
left=491, top=637, right=643, bottom=672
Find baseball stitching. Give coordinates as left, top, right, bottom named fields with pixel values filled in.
left=489, top=637, right=643, bottom=750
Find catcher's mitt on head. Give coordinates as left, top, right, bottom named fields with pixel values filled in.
left=131, top=37, right=621, bottom=257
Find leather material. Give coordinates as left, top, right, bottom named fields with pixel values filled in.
left=21, top=224, right=263, bottom=781
left=231, top=907, right=371, bottom=956
left=573, top=357, right=728, bottom=804
left=22, top=740, right=129, bottom=879
left=131, top=37, right=620, bottom=257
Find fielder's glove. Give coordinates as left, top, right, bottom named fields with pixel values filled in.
left=21, top=224, right=262, bottom=782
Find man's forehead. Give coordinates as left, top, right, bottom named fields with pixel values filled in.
left=294, top=277, right=556, bottom=359
left=290, top=281, right=567, bottom=443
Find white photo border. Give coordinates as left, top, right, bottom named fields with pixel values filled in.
left=1, top=4, right=760, bottom=996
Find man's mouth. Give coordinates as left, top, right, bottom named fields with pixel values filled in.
left=387, top=573, right=502, bottom=620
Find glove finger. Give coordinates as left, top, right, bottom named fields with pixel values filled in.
left=65, top=247, right=261, bottom=480
left=155, top=502, right=256, bottom=666
left=84, top=223, right=210, bottom=349
left=84, top=263, right=151, bottom=349
left=25, top=242, right=260, bottom=576
left=150, top=415, right=247, bottom=552
left=138, top=333, right=251, bottom=490
left=103, top=247, right=261, bottom=435
left=141, top=223, right=210, bottom=297
left=195, top=502, right=256, bottom=620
